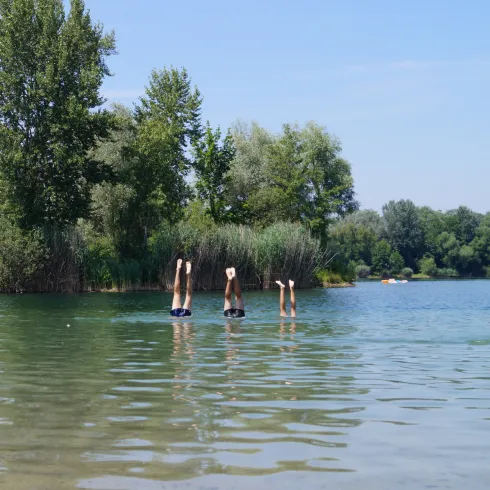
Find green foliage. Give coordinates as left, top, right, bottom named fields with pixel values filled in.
left=131, top=67, right=202, bottom=236
left=193, top=123, right=236, bottom=223
left=343, top=209, right=385, bottom=237
left=446, top=206, right=481, bottom=243
left=382, top=200, right=423, bottom=269
left=227, top=121, right=357, bottom=232
left=0, top=0, right=116, bottom=228
left=437, top=268, right=459, bottom=277
left=148, top=221, right=328, bottom=290
left=419, top=256, right=438, bottom=277
left=315, top=270, right=344, bottom=284
left=371, top=240, right=392, bottom=275
left=401, top=267, right=413, bottom=278
left=0, top=218, right=45, bottom=292
left=355, top=264, right=371, bottom=278
left=389, top=250, right=405, bottom=274
left=328, top=221, right=377, bottom=265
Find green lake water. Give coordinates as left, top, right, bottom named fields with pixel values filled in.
left=0, top=281, right=489, bottom=489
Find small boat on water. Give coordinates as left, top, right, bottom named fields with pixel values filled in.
left=381, top=279, right=408, bottom=284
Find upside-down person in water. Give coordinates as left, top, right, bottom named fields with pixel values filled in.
left=224, top=267, right=245, bottom=318
left=275, top=280, right=296, bottom=318
left=170, top=259, right=192, bottom=317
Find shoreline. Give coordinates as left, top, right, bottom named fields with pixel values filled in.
left=323, top=282, right=355, bottom=288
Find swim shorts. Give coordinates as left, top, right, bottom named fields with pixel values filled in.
left=171, top=308, right=192, bottom=317
left=224, top=308, right=245, bottom=318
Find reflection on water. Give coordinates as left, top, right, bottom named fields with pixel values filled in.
left=0, top=282, right=489, bottom=489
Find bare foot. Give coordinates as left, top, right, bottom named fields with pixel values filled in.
left=226, top=268, right=233, bottom=281
left=177, top=259, right=182, bottom=270
left=230, top=267, right=236, bottom=279
left=289, top=280, right=295, bottom=289
left=186, top=261, right=191, bottom=274
left=276, top=280, right=286, bottom=289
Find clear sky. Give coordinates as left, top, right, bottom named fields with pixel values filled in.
left=84, top=0, right=490, bottom=213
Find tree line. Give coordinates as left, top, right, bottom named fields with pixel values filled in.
left=0, top=0, right=355, bottom=291
left=1, top=0, right=487, bottom=292
left=329, top=202, right=490, bottom=279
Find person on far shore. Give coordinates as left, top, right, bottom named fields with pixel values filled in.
left=224, top=267, right=245, bottom=318
left=275, top=280, right=296, bottom=318
left=170, top=259, right=192, bottom=317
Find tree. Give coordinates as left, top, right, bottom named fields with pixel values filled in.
left=436, top=232, right=460, bottom=269
left=328, top=221, right=377, bottom=266
left=418, top=206, right=447, bottom=257
left=382, top=200, right=423, bottom=268
left=445, top=206, right=482, bottom=244
left=343, top=209, right=385, bottom=238
left=0, top=0, right=116, bottom=228
left=132, top=67, right=202, bottom=243
left=90, top=104, right=138, bottom=256
left=226, top=120, right=274, bottom=224
left=193, top=123, right=236, bottom=223
left=390, top=250, right=405, bottom=274
left=227, top=121, right=358, bottom=231
left=471, top=214, right=490, bottom=265
left=419, top=256, right=438, bottom=276
left=371, top=240, right=392, bottom=275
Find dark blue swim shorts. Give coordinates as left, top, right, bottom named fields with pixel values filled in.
left=224, top=308, right=245, bottom=318
left=171, top=308, right=192, bottom=317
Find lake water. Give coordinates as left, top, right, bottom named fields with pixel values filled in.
left=0, top=281, right=489, bottom=489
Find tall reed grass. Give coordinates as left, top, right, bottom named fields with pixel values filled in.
left=150, top=222, right=332, bottom=291
left=0, top=220, right=332, bottom=292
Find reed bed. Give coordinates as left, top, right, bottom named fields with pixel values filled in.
left=0, top=220, right=332, bottom=292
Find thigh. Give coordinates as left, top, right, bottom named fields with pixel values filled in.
left=172, top=293, right=181, bottom=311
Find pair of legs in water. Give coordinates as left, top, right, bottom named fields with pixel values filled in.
left=170, top=259, right=192, bottom=317
left=170, top=263, right=244, bottom=318
left=170, top=260, right=296, bottom=318
left=276, top=280, right=296, bottom=318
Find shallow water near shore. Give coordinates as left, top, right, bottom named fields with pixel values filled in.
left=0, top=281, right=489, bottom=489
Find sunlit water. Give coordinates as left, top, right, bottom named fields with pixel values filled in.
left=0, top=281, right=489, bottom=489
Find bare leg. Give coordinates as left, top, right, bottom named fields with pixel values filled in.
left=231, top=267, right=244, bottom=310
left=224, top=268, right=233, bottom=311
left=183, top=261, right=192, bottom=310
left=289, top=279, right=296, bottom=318
left=276, top=280, right=287, bottom=316
left=171, top=259, right=182, bottom=310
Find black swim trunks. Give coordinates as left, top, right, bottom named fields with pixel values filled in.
left=171, top=308, right=192, bottom=318
left=224, top=308, right=245, bottom=318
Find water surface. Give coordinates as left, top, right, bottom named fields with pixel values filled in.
left=0, top=281, right=489, bottom=489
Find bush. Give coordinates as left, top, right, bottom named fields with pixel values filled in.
left=390, top=251, right=405, bottom=274
left=315, top=269, right=344, bottom=284
left=401, top=267, right=413, bottom=278
left=418, top=256, right=438, bottom=276
left=0, top=218, right=46, bottom=292
left=355, top=264, right=371, bottom=278
left=437, top=268, right=459, bottom=277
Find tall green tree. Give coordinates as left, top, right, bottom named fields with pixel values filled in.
left=445, top=206, right=482, bottom=243
left=227, top=121, right=358, bottom=231
left=90, top=104, right=139, bottom=257
left=193, top=123, right=236, bottom=223
left=371, top=240, right=393, bottom=275
left=382, top=199, right=423, bottom=268
left=0, top=0, right=116, bottom=228
left=132, top=67, right=202, bottom=243
left=328, top=221, right=377, bottom=266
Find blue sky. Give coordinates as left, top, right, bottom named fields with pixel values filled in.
left=85, top=0, right=490, bottom=213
